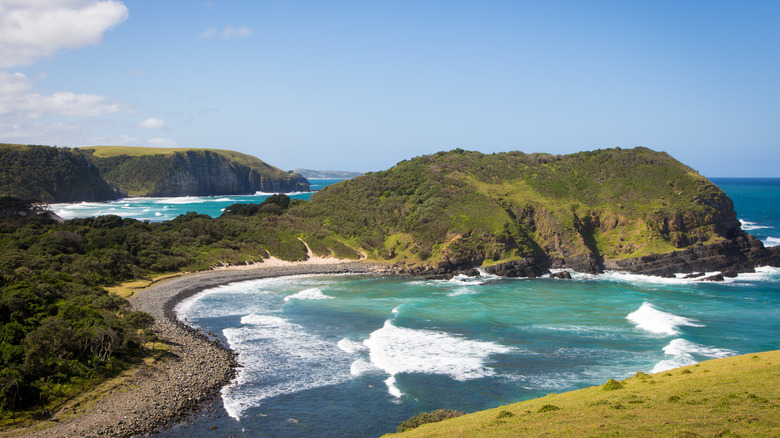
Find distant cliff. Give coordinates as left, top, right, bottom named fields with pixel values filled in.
left=0, top=144, right=121, bottom=203
left=292, top=168, right=364, bottom=179
left=78, top=147, right=310, bottom=197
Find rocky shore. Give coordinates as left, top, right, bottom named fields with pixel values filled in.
left=14, top=262, right=384, bottom=438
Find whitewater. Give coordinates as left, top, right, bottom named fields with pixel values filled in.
left=160, top=178, right=780, bottom=438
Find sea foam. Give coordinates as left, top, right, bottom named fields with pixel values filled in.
left=740, top=220, right=770, bottom=230
left=362, top=320, right=512, bottom=397
left=284, top=287, right=333, bottom=301
left=220, top=313, right=352, bottom=420
left=626, top=302, right=704, bottom=336
left=650, top=338, right=735, bottom=373
left=765, top=237, right=780, bottom=247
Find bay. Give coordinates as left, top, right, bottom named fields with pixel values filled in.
left=159, top=178, right=780, bottom=437
left=49, top=178, right=344, bottom=221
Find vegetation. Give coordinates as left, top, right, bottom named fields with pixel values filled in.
left=77, top=146, right=309, bottom=197
left=292, top=147, right=737, bottom=267
left=0, top=144, right=119, bottom=203
left=383, top=351, right=780, bottom=437
left=397, top=409, right=464, bottom=432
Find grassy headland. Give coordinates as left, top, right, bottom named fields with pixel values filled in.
left=77, top=146, right=309, bottom=197
left=383, top=350, right=780, bottom=437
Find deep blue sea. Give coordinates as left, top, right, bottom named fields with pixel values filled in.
left=135, top=178, right=780, bottom=438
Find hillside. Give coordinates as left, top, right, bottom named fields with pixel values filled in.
left=383, top=350, right=780, bottom=437
left=292, top=147, right=779, bottom=276
left=77, top=146, right=310, bottom=197
left=0, top=144, right=120, bottom=203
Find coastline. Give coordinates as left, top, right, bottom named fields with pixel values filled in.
left=12, top=261, right=387, bottom=438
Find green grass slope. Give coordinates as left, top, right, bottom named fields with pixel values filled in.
left=294, top=147, right=739, bottom=270
left=383, top=350, right=780, bottom=438
left=78, top=146, right=309, bottom=197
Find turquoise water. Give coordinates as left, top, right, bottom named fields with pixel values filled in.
left=49, top=179, right=343, bottom=221
left=160, top=178, right=780, bottom=438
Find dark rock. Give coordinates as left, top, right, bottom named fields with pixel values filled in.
left=699, top=274, right=725, bottom=282
left=550, top=271, right=572, bottom=279
left=483, top=256, right=550, bottom=278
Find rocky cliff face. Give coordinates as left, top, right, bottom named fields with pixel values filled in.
left=81, top=148, right=310, bottom=197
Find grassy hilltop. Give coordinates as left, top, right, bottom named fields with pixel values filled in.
left=293, top=147, right=742, bottom=271
left=383, top=350, right=780, bottom=437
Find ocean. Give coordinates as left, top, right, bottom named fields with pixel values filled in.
left=49, top=178, right=342, bottom=221
left=141, top=177, right=780, bottom=438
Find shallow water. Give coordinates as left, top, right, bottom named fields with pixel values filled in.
left=157, top=177, right=780, bottom=438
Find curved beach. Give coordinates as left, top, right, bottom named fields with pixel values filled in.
left=16, top=261, right=385, bottom=438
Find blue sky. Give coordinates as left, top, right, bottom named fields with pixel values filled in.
left=1, top=1, right=778, bottom=176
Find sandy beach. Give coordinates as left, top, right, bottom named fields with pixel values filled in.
left=10, top=260, right=386, bottom=438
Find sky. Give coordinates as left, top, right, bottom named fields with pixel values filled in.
left=0, top=0, right=778, bottom=176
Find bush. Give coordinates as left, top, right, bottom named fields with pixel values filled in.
left=396, top=409, right=463, bottom=433
left=603, top=378, right=624, bottom=391
left=537, top=404, right=560, bottom=413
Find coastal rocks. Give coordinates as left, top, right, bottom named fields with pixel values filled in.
left=603, top=235, right=780, bottom=277
left=482, top=255, right=551, bottom=278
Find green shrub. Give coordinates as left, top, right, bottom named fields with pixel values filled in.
left=603, top=378, right=624, bottom=391
left=396, top=409, right=463, bottom=433
left=537, top=404, right=560, bottom=413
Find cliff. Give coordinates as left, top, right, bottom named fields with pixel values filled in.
left=294, top=147, right=780, bottom=277
left=0, top=144, right=121, bottom=203
left=78, top=147, right=310, bottom=197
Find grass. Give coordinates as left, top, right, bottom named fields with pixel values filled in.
left=104, top=272, right=184, bottom=299
left=383, top=350, right=780, bottom=437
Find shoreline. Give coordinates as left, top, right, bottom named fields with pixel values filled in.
left=14, top=261, right=387, bottom=438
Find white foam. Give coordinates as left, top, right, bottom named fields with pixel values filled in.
left=284, top=287, right=333, bottom=301
left=350, top=359, right=376, bottom=376
left=362, top=320, right=512, bottom=398
left=626, top=302, right=704, bottom=336
left=337, top=338, right=367, bottom=354
left=741, top=220, right=770, bottom=230
left=447, top=287, right=480, bottom=297
left=764, top=237, right=780, bottom=247
left=220, top=313, right=353, bottom=420
left=385, top=375, right=403, bottom=398
left=651, top=338, right=735, bottom=373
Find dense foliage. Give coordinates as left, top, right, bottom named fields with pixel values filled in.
left=0, top=144, right=119, bottom=203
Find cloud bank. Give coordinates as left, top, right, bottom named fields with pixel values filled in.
left=0, top=0, right=129, bottom=68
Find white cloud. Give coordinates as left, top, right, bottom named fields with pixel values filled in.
left=200, top=27, right=217, bottom=39
left=0, top=71, right=124, bottom=118
left=200, top=25, right=252, bottom=39
left=0, top=0, right=129, bottom=68
left=137, top=117, right=165, bottom=129
left=148, top=137, right=177, bottom=147
left=222, top=25, right=252, bottom=38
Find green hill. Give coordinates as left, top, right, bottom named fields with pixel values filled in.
left=0, top=144, right=120, bottom=203
left=292, top=147, right=777, bottom=275
left=382, top=350, right=780, bottom=437
left=78, top=146, right=309, bottom=197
